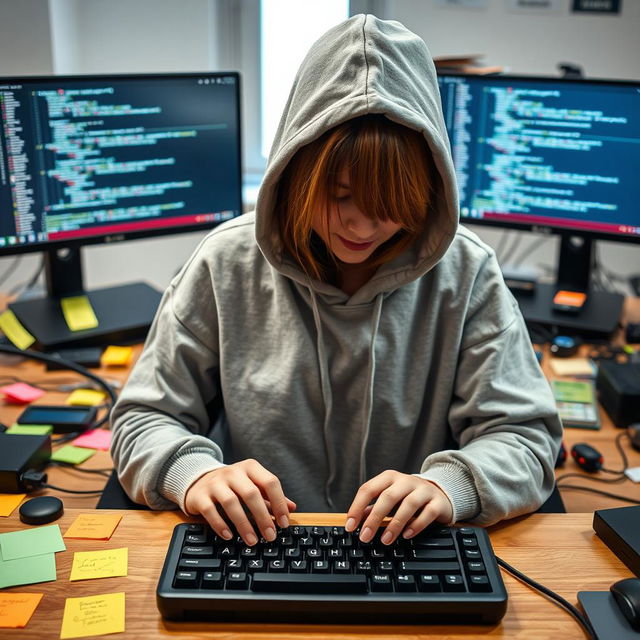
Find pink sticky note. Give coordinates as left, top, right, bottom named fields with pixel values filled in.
left=72, top=429, right=112, bottom=451
left=0, top=383, right=45, bottom=404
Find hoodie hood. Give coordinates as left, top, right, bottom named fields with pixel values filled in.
left=255, top=14, right=460, bottom=302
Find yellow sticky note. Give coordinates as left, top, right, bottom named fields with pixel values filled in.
left=0, top=592, right=43, bottom=628
left=0, top=310, right=35, bottom=350
left=65, top=388, right=105, bottom=406
left=0, top=494, right=26, bottom=517
left=60, top=592, right=125, bottom=639
left=64, top=513, right=123, bottom=540
left=60, top=296, right=99, bottom=332
left=70, top=548, right=128, bottom=581
left=101, top=345, right=133, bottom=367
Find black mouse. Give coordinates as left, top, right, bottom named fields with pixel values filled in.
left=610, top=577, right=640, bottom=631
left=570, top=443, right=603, bottom=472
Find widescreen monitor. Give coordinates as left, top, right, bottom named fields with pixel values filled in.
left=437, top=72, right=640, bottom=336
left=0, top=72, right=242, bottom=349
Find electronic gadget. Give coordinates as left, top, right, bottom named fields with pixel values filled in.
left=593, top=505, right=640, bottom=577
left=596, top=361, right=640, bottom=427
left=0, top=433, right=50, bottom=492
left=17, top=404, right=97, bottom=433
left=629, top=424, right=640, bottom=452
left=156, top=522, right=508, bottom=624
left=550, top=335, right=581, bottom=358
left=437, top=73, right=640, bottom=338
left=45, top=346, right=104, bottom=370
left=0, top=72, right=243, bottom=350
left=610, top=578, right=640, bottom=631
left=19, top=496, right=64, bottom=525
left=570, top=442, right=603, bottom=472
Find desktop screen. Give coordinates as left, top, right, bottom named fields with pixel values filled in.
left=437, top=73, right=640, bottom=242
left=0, top=72, right=242, bottom=254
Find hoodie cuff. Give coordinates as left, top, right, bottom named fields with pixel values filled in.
left=415, top=461, right=481, bottom=524
left=158, top=449, right=226, bottom=513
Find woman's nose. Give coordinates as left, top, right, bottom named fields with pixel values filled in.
left=342, top=207, right=378, bottom=237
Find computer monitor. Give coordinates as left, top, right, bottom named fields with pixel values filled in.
left=0, top=72, right=242, bottom=350
left=437, top=72, right=640, bottom=337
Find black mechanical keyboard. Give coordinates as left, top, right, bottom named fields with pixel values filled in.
left=156, top=522, right=508, bottom=624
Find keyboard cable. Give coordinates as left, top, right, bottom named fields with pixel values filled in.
left=496, top=556, right=598, bottom=640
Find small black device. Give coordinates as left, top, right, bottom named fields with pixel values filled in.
left=157, top=522, right=508, bottom=624
left=17, top=404, right=97, bottom=433
left=550, top=335, right=581, bottom=358
left=610, top=578, right=640, bottom=631
left=593, top=506, right=640, bottom=577
left=45, top=347, right=104, bottom=370
left=629, top=424, right=640, bottom=452
left=0, top=433, right=51, bottom=492
left=19, top=496, right=64, bottom=525
left=596, top=361, right=640, bottom=427
left=626, top=323, right=640, bottom=344
left=571, top=443, right=603, bottom=472
left=555, top=441, right=567, bottom=468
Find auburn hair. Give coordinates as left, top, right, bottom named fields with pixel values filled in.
left=275, top=114, right=436, bottom=281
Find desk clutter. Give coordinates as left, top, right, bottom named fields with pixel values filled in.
left=0, top=512, right=125, bottom=636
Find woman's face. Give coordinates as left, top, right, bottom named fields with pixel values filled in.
left=311, top=169, right=403, bottom=265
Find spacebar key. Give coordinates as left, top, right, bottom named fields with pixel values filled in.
left=251, top=573, right=368, bottom=594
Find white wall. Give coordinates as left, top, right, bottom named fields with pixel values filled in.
left=0, top=0, right=639, bottom=298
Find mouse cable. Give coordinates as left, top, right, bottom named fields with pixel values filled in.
left=0, top=344, right=118, bottom=430
left=556, top=484, right=640, bottom=505
left=21, top=469, right=105, bottom=495
left=599, top=432, right=631, bottom=476
left=48, top=461, right=112, bottom=478
left=495, top=555, right=598, bottom=640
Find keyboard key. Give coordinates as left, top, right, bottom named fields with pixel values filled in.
left=401, top=561, right=460, bottom=573
left=251, top=573, right=368, bottom=594
left=418, top=574, right=441, bottom=592
left=227, top=572, right=249, bottom=589
left=371, top=574, right=393, bottom=592
left=469, top=574, right=491, bottom=592
left=182, top=546, right=213, bottom=557
left=443, top=574, right=465, bottom=592
left=467, top=561, right=486, bottom=572
left=412, top=549, right=457, bottom=560
left=413, top=537, right=454, bottom=548
left=174, top=570, right=198, bottom=588
left=202, top=571, right=223, bottom=589
left=396, top=574, right=416, bottom=592
left=178, top=558, right=221, bottom=570
left=186, top=533, right=207, bottom=544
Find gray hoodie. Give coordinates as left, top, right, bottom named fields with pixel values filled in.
left=111, top=14, right=562, bottom=525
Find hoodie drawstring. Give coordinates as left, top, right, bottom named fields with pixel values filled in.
left=359, top=292, right=384, bottom=485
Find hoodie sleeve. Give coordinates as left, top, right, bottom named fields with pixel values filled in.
left=419, top=253, right=563, bottom=525
left=110, top=253, right=225, bottom=512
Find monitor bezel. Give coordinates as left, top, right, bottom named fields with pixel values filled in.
left=0, top=70, right=243, bottom=257
left=437, top=71, right=640, bottom=246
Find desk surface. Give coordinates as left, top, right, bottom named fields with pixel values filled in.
left=0, top=510, right=633, bottom=639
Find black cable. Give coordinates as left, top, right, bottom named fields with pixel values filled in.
left=40, top=482, right=104, bottom=495
left=48, top=462, right=112, bottom=478
left=0, top=344, right=117, bottom=429
left=556, top=484, right=640, bottom=505
left=496, top=555, right=597, bottom=640
left=555, top=472, right=627, bottom=484
left=557, top=433, right=630, bottom=484
left=0, top=256, right=23, bottom=288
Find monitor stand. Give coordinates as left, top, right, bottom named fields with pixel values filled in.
left=8, top=247, right=162, bottom=351
left=512, top=235, right=624, bottom=340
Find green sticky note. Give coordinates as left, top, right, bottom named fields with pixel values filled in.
left=552, top=380, right=594, bottom=403
left=6, top=424, right=53, bottom=435
left=0, top=550, right=57, bottom=588
left=0, top=524, right=66, bottom=561
left=50, top=445, right=95, bottom=465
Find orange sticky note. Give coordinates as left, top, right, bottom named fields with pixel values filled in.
left=0, top=493, right=26, bottom=517
left=0, top=592, right=43, bottom=628
left=64, top=513, right=123, bottom=540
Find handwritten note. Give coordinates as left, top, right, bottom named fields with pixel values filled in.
left=64, top=513, right=123, bottom=540
left=70, top=548, right=128, bottom=581
left=60, top=592, right=125, bottom=639
left=0, top=592, right=43, bottom=628
left=0, top=493, right=26, bottom=517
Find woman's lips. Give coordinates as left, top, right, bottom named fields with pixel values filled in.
left=338, top=235, right=375, bottom=251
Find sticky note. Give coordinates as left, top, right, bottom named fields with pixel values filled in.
left=6, top=424, right=53, bottom=435
left=0, top=382, right=45, bottom=404
left=65, top=388, right=106, bottom=406
left=70, top=547, right=128, bottom=581
left=60, top=592, right=125, bottom=639
left=73, top=429, right=111, bottom=451
left=0, top=310, right=35, bottom=350
left=101, top=345, right=133, bottom=367
left=0, top=494, right=26, bottom=517
left=0, top=524, right=66, bottom=561
left=0, top=552, right=57, bottom=589
left=0, top=592, right=43, bottom=628
left=51, top=445, right=95, bottom=465
left=64, top=513, right=123, bottom=540
left=60, top=296, right=99, bottom=332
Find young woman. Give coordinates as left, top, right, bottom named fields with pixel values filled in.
left=111, top=14, right=562, bottom=548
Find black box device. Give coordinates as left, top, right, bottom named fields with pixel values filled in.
left=0, top=433, right=51, bottom=492
left=593, top=505, right=640, bottom=577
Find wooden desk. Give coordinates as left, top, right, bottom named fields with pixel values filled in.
left=0, top=510, right=634, bottom=639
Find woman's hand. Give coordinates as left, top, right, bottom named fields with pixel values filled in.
left=184, top=459, right=296, bottom=546
left=345, top=470, right=454, bottom=545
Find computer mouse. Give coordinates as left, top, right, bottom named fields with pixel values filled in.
left=610, top=577, right=640, bottom=631
left=554, top=441, right=567, bottom=468
left=19, top=496, right=64, bottom=525
left=570, top=443, right=603, bottom=472
left=628, top=424, right=640, bottom=452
